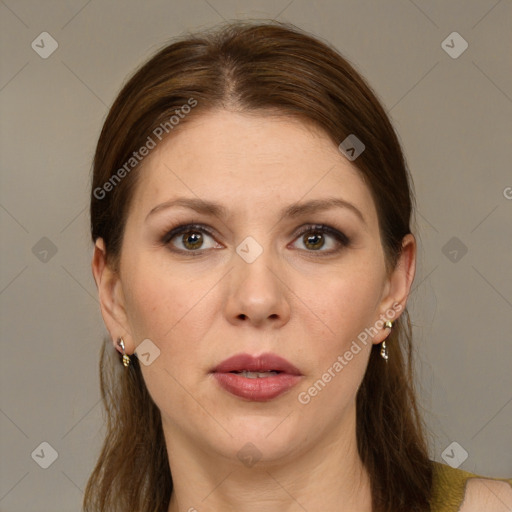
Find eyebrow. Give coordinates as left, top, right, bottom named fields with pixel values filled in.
left=146, top=196, right=366, bottom=225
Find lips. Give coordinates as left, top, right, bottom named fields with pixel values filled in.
left=212, top=353, right=302, bottom=375
left=211, top=353, right=303, bottom=401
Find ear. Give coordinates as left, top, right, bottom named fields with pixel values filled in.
left=91, top=238, right=134, bottom=355
left=372, top=233, right=416, bottom=345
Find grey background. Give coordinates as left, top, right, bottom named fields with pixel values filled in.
left=1, top=0, right=511, bottom=510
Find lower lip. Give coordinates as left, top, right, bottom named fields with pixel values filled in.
left=212, top=372, right=302, bottom=401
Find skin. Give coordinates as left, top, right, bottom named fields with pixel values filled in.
left=92, top=109, right=417, bottom=512
left=460, top=479, right=512, bottom=511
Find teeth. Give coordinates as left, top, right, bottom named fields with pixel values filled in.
left=236, top=371, right=279, bottom=378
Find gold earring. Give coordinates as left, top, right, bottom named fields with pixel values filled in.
left=118, top=338, right=131, bottom=368
left=380, top=321, right=393, bottom=362
left=380, top=340, right=389, bottom=362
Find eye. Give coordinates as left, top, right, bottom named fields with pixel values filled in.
left=291, top=224, right=350, bottom=254
left=161, top=224, right=220, bottom=253
left=161, top=223, right=350, bottom=255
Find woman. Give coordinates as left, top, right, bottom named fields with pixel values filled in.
left=85, top=20, right=511, bottom=512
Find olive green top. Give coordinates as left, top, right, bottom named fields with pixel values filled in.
left=430, top=461, right=512, bottom=511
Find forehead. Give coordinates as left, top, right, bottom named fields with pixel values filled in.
left=130, top=110, right=379, bottom=228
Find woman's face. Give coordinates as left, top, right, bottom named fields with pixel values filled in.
left=95, top=109, right=414, bottom=465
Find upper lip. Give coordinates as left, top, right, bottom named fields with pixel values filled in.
left=212, top=353, right=302, bottom=375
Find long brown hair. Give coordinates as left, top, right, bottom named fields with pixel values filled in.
left=85, top=20, right=433, bottom=512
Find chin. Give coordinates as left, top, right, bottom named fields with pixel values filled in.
left=218, top=418, right=305, bottom=462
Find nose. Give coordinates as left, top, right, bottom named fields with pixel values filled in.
left=224, top=246, right=291, bottom=329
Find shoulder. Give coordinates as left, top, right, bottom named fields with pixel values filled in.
left=430, top=461, right=512, bottom=512
left=459, top=477, right=512, bottom=512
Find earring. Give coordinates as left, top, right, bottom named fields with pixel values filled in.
left=380, top=340, right=388, bottom=362
left=380, top=320, right=393, bottom=362
left=118, top=338, right=131, bottom=368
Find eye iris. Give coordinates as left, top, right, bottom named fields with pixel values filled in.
left=183, top=231, right=203, bottom=250
left=304, top=232, right=324, bottom=250
left=172, top=227, right=335, bottom=252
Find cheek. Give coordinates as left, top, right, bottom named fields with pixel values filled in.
left=295, top=273, right=381, bottom=409
left=297, top=263, right=384, bottom=346
left=122, top=265, right=215, bottom=411
left=122, top=252, right=213, bottom=342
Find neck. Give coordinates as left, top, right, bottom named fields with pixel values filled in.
left=165, top=406, right=373, bottom=512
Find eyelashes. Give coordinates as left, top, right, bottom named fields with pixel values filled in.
left=293, top=224, right=351, bottom=253
left=160, top=222, right=351, bottom=256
